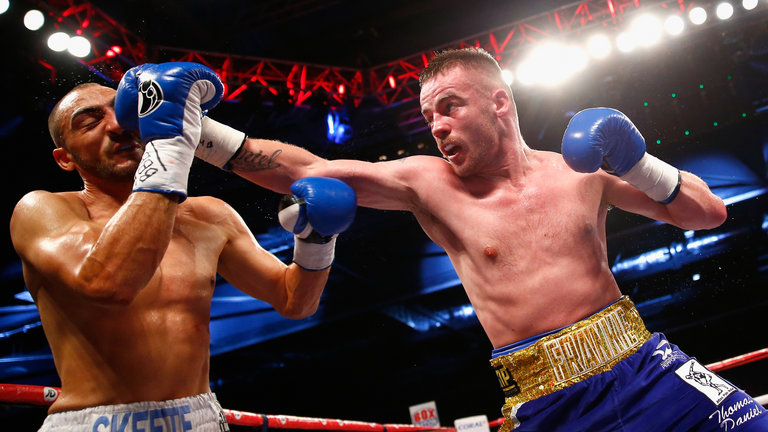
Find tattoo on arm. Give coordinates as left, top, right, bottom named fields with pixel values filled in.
left=229, top=148, right=282, bottom=172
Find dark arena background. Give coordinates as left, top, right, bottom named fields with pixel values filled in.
left=1, top=0, right=767, bottom=430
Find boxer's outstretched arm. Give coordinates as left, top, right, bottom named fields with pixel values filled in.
left=226, top=136, right=426, bottom=212
left=10, top=191, right=178, bottom=305
left=196, top=117, right=426, bottom=211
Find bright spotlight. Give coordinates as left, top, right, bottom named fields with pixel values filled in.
left=47, top=32, right=70, bottom=52
left=515, top=61, right=537, bottom=86
left=689, top=7, right=707, bottom=25
left=665, top=15, right=685, bottom=35
left=615, top=32, right=636, bottom=53
left=743, top=0, right=758, bottom=10
left=586, top=34, right=612, bottom=59
left=716, top=2, right=734, bottom=19
left=0, top=0, right=9, bottom=15
left=630, top=14, right=663, bottom=47
left=23, top=9, right=45, bottom=31
left=563, top=45, right=588, bottom=75
left=517, top=42, right=588, bottom=87
left=67, top=35, right=91, bottom=58
left=501, top=68, right=514, bottom=86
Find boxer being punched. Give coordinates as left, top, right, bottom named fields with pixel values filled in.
left=189, top=47, right=767, bottom=431
left=9, top=63, right=356, bottom=431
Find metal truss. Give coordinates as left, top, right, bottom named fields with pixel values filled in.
left=39, top=0, right=687, bottom=107
left=161, top=48, right=365, bottom=108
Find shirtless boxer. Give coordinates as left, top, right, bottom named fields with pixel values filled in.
left=186, top=47, right=765, bottom=430
left=9, top=63, right=356, bottom=431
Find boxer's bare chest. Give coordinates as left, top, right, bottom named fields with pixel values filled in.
left=416, top=173, right=602, bottom=264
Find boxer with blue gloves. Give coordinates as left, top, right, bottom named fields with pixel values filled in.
left=561, top=107, right=681, bottom=203
left=178, top=48, right=768, bottom=432
left=12, top=62, right=357, bottom=432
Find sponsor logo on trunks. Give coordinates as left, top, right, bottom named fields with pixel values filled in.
left=652, top=339, right=673, bottom=360
left=92, top=404, right=193, bottom=432
left=543, top=307, right=641, bottom=383
left=137, top=79, right=163, bottom=118
left=709, top=397, right=764, bottom=431
left=651, top=339, right=686, bottom=369
left=675, top=359, right=735, bottom=405
left=493, top=364, right=521, bottom=397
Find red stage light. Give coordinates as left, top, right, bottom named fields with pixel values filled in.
left=227, top=84, right=248, bottom=100
left=110, top=45, right=122, bottom=54
left=337, top=84, right=345, bottom=95
left=388, top=75, right=396, bottom=88
left=106, top=50, right=115, bottom=57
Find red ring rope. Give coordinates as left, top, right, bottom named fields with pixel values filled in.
left=705, top=348, right=768, bottom=373
left=0, top=384, right=453, bottom=430
left=1, top=348, right=765, bottom=429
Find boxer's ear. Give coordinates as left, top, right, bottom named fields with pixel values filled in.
left=53, top=147, right=76, bottom=171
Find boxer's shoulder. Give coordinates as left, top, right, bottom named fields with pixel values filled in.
left=394, top=155, right=457, bottom=185
left=176, top=195, right=244, bottom=231
left=12, top=191, right=90, bottom=233
left=15, top=190, right=83, bottom=209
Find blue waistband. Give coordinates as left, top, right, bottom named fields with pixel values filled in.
left=491, top=296, right=623, bottom=359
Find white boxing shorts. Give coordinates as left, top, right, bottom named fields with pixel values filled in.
left=37, top=392, right=229, bottom=432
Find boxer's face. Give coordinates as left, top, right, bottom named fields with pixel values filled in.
left=420, top=66, right=501, bottom=177
left=54, top=85, right=143, bottom=182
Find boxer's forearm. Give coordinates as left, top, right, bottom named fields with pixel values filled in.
left=196, top=117, right=325, bottom=193
left=663, top=171, right=727, bottom=230
left=228, top=137, right=327, bottom=194
left=277, top=265, right=330, bottom=319
left=76, top=192, right=178, bottom=305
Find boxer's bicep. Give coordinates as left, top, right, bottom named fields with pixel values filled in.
left=215, top=202, right=293, bottom=303
left=310, top=157, right=422, bottom=211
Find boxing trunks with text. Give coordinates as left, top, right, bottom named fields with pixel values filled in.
left=37, top=392, right=229, bottom=432
left=490, top=296, right=768, bottom=431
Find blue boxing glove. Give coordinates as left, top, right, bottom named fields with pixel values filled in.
left=278, top=177, right=357, bottom=271
left=561, top=107, right=681, bottom=203
left=115, top=62, right=224, bottom=200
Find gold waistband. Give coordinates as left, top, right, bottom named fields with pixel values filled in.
left=489, top=296, right=651, bottom=407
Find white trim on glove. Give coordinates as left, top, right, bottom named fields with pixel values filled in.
left=133, top=137, right=195, bottom=200
left=620, top=153, right=681, bottom=203
left=292, top=235, right=337, bottom=271
left=197, top=117, right=247, bottom=169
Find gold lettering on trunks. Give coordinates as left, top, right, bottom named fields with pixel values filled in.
left=544, top=308, right=641, bottom=383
